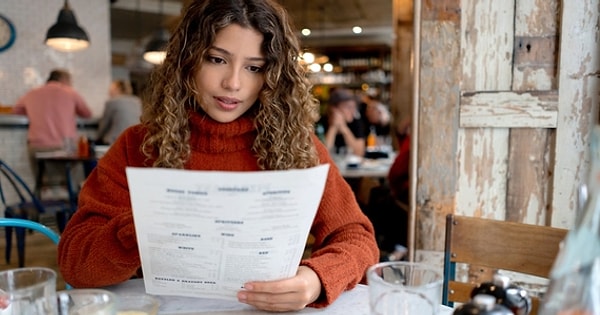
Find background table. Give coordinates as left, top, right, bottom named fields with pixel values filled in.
left=104, top=279, right=453, bottom=314
left=34, top=150, right=97, bottom=211
left=334, top=153, right=395, bottom=179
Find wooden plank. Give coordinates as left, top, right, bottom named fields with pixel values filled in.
left=421, top=0, right=460, bottom=22
left=552, top=1, right=600, bottom=228
left=459, top=91, right=558, bottom=128
left=506, top=128, right=553, bottom=223
left=417, top=20, right=461, bottom=251
left=456, top=0, right=514, bottom=219
left=506, top=0, right=559, bottom=225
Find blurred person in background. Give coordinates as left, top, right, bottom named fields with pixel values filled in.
left=96, top=80, right=142, bottom=145
left=320, top=88, right=366, bottom=157
left=13, top=69, right=92, bottom=189
left=360, top=91, right=391, bottom=139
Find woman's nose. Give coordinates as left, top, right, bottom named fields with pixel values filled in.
left=222, top=69, right=241, bottom=91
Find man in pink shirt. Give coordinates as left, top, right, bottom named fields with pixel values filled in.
left=13, top=69, right=92, bottom=191
left=14, top=69, right=92, bottom=149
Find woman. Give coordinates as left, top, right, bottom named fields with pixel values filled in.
left=58, top=0, right=378, bottom=312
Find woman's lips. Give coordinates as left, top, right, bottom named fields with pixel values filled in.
left=215, top=96, right=241, bottom=111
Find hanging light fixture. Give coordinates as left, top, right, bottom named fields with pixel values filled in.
left=143, top=0, right=169, bottom=65
left=45, top=0, right=90, bottom=52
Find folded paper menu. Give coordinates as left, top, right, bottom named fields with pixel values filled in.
left=125, top=164, right=329, bottom=300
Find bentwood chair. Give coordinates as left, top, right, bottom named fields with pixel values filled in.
left=0, top=217, right=71, bottom=289
left=0, top=159, right=72, bottom=267
left=442, top=214, right=568, bottom=315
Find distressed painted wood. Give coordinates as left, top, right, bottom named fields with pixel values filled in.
left=455, top=0, right=514, bottom=220
left=416, top=20, right=461, bottom=251
left=551, top=1, right=600, bottom=228
left=413, top=0, right=598, bottom=275
left=460, top=91, right=558, bottom=128
left=506, top=0, right=558, bottom=225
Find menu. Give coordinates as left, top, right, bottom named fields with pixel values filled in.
left=125, top=164, right=329, bottom=300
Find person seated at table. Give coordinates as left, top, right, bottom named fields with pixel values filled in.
left=13, top=69, right=92, bottom=198
left=57, top=0, right=379, bottom=312
left=95, top=80, right=142, bottom=145
left=320, top=88, right=366, bottom=157
left=359, top=90, right=391, bottom=139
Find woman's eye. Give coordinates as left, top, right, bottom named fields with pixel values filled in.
left=208, top=56, right=226, bottom=64
left=247, top=65, right=263, bottom=73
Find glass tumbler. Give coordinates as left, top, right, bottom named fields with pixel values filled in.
left=366, top=261, right=443, bottom=315
left=0, top=267, right=58, bottom=315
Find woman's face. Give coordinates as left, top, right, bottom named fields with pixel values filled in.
left=194, top=24, right=266, bottom=123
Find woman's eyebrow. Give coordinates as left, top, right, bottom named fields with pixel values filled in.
left=209, top=46, right=265, bottom=62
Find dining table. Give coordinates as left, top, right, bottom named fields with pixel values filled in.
left=334, top=151, right=396, bottom=180
left=104, top=279, right=454, bottom=314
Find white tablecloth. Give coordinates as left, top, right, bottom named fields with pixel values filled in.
left=104, top=279, right=453, bottom=314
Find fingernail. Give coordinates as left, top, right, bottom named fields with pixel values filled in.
left=244, top=283, right=254, bottom=290
left=238, top=292, right=247, bottom=302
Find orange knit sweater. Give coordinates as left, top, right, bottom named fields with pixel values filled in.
left=58, top=112, right=378, bottom=307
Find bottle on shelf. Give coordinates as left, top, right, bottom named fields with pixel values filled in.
left=538, top=125, right=600, bottom=315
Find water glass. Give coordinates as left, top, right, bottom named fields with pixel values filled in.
left=57, top=289, right=116, bottom=315
left=367, top=261, right=442, bottom=315
left=0, top=267, right=57, bottom=315
left=115, top=293, right=160, bottom=315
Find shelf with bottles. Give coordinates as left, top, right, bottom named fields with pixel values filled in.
left=305, top=50, right=392, bottom=85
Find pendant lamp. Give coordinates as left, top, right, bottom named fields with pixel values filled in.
left=143, top=0, right=169, bottom=65
left=45, top=0, right=90, bottom=52
left=143, top=28, right=169, bottom=64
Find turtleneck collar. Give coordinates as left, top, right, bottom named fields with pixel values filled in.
left=188, top=110, right=257, bottom=154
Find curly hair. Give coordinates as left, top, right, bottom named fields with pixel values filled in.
left=141, top=0, right=320, bottom=170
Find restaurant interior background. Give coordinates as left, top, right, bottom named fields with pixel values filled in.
left=0, top=0, right=598, bottom=290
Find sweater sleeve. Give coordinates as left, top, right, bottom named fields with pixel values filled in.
left=58, top=127, right=146, bottom=288
left=301, top=137, right=379, bottom=308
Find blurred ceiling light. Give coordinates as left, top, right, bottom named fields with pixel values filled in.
left=309, top=63, right=322, bottom=72
left=302, top=52, right=315, bottom=64
left=352, top=26, right=363, bottom=34
left=323, top=63, right=333, bottom=72
left=301, top=28, right=311, bottom=36
left=45, top=0, right=90, bottom=52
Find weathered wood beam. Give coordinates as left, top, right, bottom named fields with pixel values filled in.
left=459, top=91, right=558, bottom=128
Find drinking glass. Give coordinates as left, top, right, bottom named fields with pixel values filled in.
left=115, top=293, right=160, bottom=315
left=366, top=261, right=442, bottom=315
left=0, top=267, right=57, bottom=315
left=56, top=289, right=116, bottom=315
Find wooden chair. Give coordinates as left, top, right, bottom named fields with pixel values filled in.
left=442, top=214, right=568, bottom=314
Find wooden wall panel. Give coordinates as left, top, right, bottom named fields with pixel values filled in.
left=551, top=1, right=600, bottom=228
left=416, top=20, right=461, bottom=251
left=455, top=0, right=514, bottom=220
left=506, top=0, right=558, bottom=225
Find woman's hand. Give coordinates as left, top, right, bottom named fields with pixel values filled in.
left=237, top=266, right=322, bottom=312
